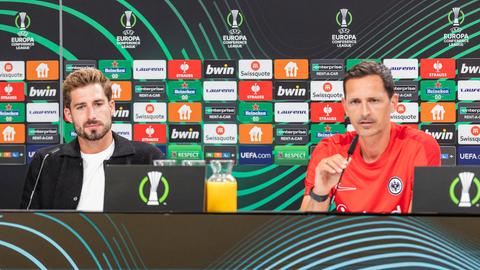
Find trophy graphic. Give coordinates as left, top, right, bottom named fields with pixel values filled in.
left=19, top=12, right=27, bottom=30
left=231, top=10, right=239, bottom=28
left=147, top=171, right=162, bottom=205
left=340, top=9, right=349, bottom=28
left=124, top=11, right=133, bottom=29
left=459, top=172, right=474, bottom=207
left=452, top=7, right=460, bottom=27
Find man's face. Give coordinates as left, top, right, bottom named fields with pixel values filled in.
left=342, top=75, right=398, bottom=138
left=64, top=83, right=114, bottom=141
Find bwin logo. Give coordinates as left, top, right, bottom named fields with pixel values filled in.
left=171, top=128, right=199, bottom=139
left=29, top=86, right=56, bottom=97
left=424, top=128, right=453, bottom=140
left=205, top=64, right=234, bottom=75
left=460, top=63, right=480, bottom=75
left=277, top=85, right=306, bottom=96
left=114, top=107, right=130, bottom=118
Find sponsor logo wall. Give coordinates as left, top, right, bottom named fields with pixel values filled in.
left=1, top=57, right=479, bottom=165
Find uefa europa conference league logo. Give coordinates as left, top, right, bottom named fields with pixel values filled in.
left=444, top=7, right=469, bottom=47
left=138, top=171, right=169, bottom=206
left=12, top=12, right=35, bottom=50
left=223, top=9, right=247, bottom=49
left=332, top=8, right=356, bottom=48
left=450, top=172, right=480, bottom=207
left=117, top=10, right=141, bottom=49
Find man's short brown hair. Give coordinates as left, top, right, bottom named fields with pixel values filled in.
left=343, top=61, right=395, bottom=98
left=63, top=68, right=112, bottom=108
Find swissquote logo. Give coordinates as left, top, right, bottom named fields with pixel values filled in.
left=458, top=125, right=480, bottom=145
left=390, top=103, right=418, bottom=123
left=310, top=81, right=344, bottom=101
left=238, top=60, right=272, bottom=79
left=203, top=124, right=237, bottom=144
left=133, top=103, right=167, bottom=122
left=0, top=61, right=24, bottom=80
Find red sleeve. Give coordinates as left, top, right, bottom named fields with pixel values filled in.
left=304, top=137, right=336, bottom=195
left=415, top=132, right=441, bottom=166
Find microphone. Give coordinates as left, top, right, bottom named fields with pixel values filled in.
left=26, top=146, right=61, bottom=210
left=327, top=134, right=359, bottom=212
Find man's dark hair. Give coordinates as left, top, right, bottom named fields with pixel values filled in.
left=343, top=61, right=395, bottom=98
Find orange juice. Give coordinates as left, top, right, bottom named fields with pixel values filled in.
left=206, top=181, right=237, bottom=212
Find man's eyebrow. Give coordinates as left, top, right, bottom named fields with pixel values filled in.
left=72, top=101, right=86, bottom=107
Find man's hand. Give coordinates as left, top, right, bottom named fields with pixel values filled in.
left=312, top=154, right=349, bottom=195
left=300, top=154, right=349, bottom=212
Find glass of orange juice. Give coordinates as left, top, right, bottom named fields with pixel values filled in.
left=206, top=160, right=237, bottom=212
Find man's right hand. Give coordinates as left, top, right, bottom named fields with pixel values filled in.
left=300, top=154, right=350, bottom=212
left=312, top=154, right=349, bottom=195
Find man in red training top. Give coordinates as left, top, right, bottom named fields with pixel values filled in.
left=300, top=61, right=440, bottom=213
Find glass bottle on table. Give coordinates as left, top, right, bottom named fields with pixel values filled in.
left=206, top=160, right=237, bottom=212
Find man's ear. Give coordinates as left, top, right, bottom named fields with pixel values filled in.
left=109, top=99, right=115, bottom=117
left=341, top=97, right=350, bottom=119
left=64, top=107, right=73, bottom=123
left=390, top=93, right=399, bottom=113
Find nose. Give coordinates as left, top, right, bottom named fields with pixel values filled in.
left=361, top=101, right=370, bottom=117
left=86, top=105, right=97, bottom=120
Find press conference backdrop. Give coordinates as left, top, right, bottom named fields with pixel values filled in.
left=0, top=0, right=479, bottom=210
